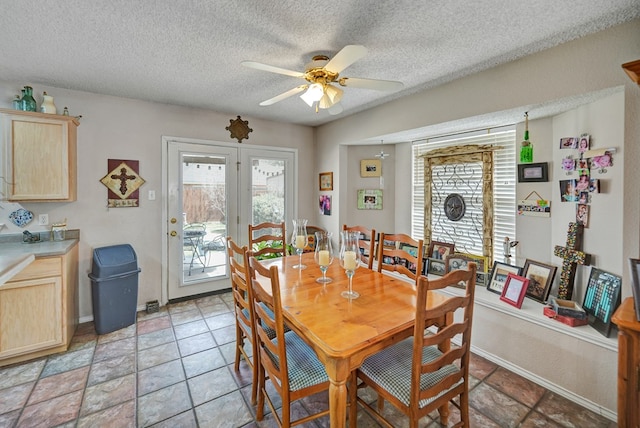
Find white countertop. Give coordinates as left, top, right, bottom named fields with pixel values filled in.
left=0, top=239, right=78, bottom=285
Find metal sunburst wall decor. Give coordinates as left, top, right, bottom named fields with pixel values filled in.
left=226, top=115, right=253, bottom=143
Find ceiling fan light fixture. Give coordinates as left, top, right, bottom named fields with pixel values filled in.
left=300, top=83, right=324, bottom=106
left=325, top=84, right=343, bottom=104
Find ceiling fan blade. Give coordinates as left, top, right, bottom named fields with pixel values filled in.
left=325, top=45, right=367, bottom=74
left=241, top=61, right=305, bottom=78
left=340, top=77, right=404, bottom=91
left=259, top=85, right=307, bottom=106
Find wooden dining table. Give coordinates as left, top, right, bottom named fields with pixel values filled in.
left=259, top=252, right=452, bottom=428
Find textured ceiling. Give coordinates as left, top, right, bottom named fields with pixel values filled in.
left=1, top=1, right=639, bottom=130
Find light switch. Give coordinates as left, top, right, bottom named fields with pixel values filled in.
left=148, top=190, right=156, bottom=201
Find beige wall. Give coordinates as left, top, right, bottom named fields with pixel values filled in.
left=0, top=86, right=315, bottom=320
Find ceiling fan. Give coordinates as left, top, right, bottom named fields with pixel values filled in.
left=375, top=140, right=390, bottom=160
left=241, top=45, right=403, bottom=115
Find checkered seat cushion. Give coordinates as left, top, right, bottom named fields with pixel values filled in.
left=359, top=338, right=462, bottom=408
left=266, top=330, right=329, bottom=391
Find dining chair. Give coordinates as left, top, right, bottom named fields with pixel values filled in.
left=248, top=256, right=330, bottom=427
left=342, top=224, right=377, bottom=270
left=304, top=225, right=326, bottom=253
left=351, top=262, right=477, bottom=428
left=226, top=237, right=259, bottom=405
left=376, top=233, right=424, bottom=285
left=248, top=221, right=287, bottom=259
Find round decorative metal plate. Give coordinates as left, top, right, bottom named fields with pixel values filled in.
left=444, top=193, right=466, bottom=221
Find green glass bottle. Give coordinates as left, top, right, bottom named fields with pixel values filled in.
left=21, top=86, right=37, bottom=112
left=519, top=112, right=533, bottom=163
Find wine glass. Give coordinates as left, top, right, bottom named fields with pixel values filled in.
left=339, top=231, right=360, bottom=299
left=314, top=231, right=334, bottom=283
left=291, top=219, right=308, bottom=269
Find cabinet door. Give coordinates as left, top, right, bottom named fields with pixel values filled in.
left=0, top=276, right=63, bottom=358
left=2, top=111, right=77, bottom=201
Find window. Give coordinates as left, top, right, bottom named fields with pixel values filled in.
left=412, top=127, right=516, bottom=262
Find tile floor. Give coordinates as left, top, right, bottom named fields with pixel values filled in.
left=0, top=290, right=616, bottom=428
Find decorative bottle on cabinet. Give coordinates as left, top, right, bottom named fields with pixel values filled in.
left=20, top=86, right=37, bottom=112
left=40, top=92, right=57, bottom=114
left=12, top=94, right=21, bottom=110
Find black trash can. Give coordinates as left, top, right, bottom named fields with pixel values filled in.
left=89, top=244, right=141, bottom=335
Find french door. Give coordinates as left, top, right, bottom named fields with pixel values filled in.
left=163, top=137, right=295, bottom=302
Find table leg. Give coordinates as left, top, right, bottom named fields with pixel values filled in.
left=329, top=378, right=347, bottom=428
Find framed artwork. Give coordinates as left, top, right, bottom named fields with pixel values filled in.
left=517, top=162, right=548, bottom=182
left=628, top=258, right=640, bottom=321
left=522, top=259, right=557, bottom=303
left=427, top=241, right=455, bottom=261
left=360, top=159, right=382, bottom=177
left=582, top=267, right=622, bottom=337
left=357, top=189, right=383, bottom=210
left=500, top=273, right=529, bottom=309
left=427, top=258, right=446, bottom=276
left=487, top=261, right=523, bottom=295
left=319, top=172, right=333, bottom=191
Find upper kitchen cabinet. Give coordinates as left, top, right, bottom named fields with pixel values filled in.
left=1, top=108, right=79, bottom=201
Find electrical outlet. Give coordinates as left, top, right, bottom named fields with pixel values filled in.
left=38, top=214, right=49, bottom=226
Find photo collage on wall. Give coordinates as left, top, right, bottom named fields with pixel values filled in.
left=558, top=134, right=612, bottom=228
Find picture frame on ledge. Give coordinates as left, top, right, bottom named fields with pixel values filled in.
left=487, top=261, right=522, bottom=295
left=583, top=267, right=622, bottom=337
left=500, top=273, right=529, bottom=309
left=522, top=259, right=557, bottom=304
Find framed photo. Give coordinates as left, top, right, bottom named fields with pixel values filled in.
left=582, top=267, right=622, bottom=337
left=522, top=259, right=557, bottom=303
left=500, top=273, right=529, bottom=308
left=445, top=253, right=475, bottom=274
left=476, top=272, right=488, bottom=286
left=457, top=252, right=488, bottom=273
left=517, top=162, right=548, bottom=182
left=319, top=195, right=331, bottom=216
left=487, top=261, right=523, bottom=295
left=628, top=258, right=640, bottom=321
left=319, top=172, right=333, bottom=191
left=427, top=241, right=455, bottom=261
left=360, top=159, right=382, bottom=177
left=399, top=244, right=418, bottom=258
left=427, top=258, right=446, bottom=276
left=357, top=189, right=383, bottom=210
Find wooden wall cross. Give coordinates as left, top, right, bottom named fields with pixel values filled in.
left=554, top=222, right=591, bottom=300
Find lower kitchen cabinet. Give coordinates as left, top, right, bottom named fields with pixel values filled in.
left=0, top=242, right=78, bottom=366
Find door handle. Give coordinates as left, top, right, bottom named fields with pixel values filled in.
left=170, top=218, right=177, bottom=224
left=170, top=230, right=177, bottom=237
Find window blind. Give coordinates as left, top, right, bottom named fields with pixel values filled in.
left=411, top=127, right=516, bottom=261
